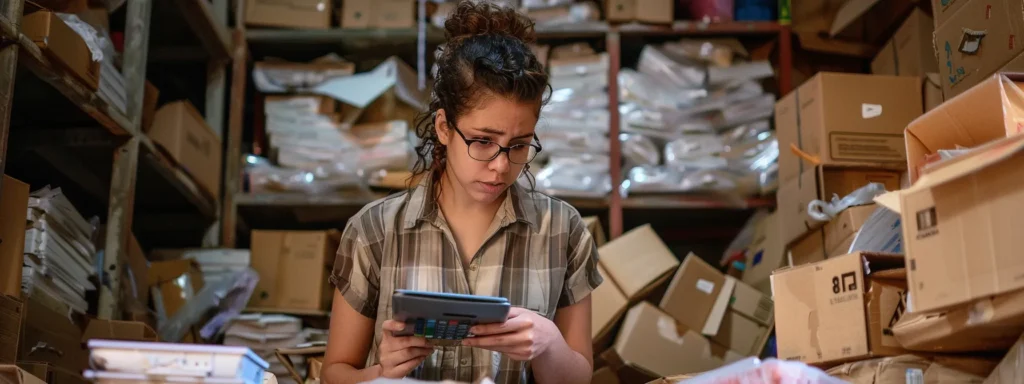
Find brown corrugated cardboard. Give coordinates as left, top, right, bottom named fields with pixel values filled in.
left=0, top=365, right=45, bottom=384
left=742, top=213, right=785, bottom=294
left=147, top=101, right=223, bottom=198
left=245, top=0, right=330, bottom=29
left=772, top=252, right=907, bottom=365
left=658, top=254, right=725, bottom=332
left=148, top=259, right=204, bottom=321
left=592, top=264, right=629, bottom=352
left=935, top=0, right=1024, bottom=99
left=142, top=81, right=159, bottom=130
left=18, top=298, right=87, bottom=372
left=871, top=9, right=936, bottom=77
left=789, top=229, right=826, bottom=267
left=81, top=319, right=158, bottom=342
left=275, top=345, right=326, bottom=383
left=875, top=134, right=1024, bottom=313
left=16, top=363, right=88, bottom=384
left=582, top=216, right=607, bottom=247
left=826, top=355, right=932, bottom=384
left=0, top=295, right=22, bottom=364
left=0, top=176, right=28, bottom=299
left=985, top=334, right=1024, bottom=383
left=823, top=204, right=878, bottom=254
left=635, top=0, right=673, bottom=24
left=249, top=230, right=339, bottom=314
left=339, top=0, right=413, bottom=28
left=122, top=234, right=148, bottom=306
left=598, top=225, right=679, bottom=303
left=605, top=0, right=636, bottom=22
left=932, top=0, right=969, bottom=28
left=893, top=287, right=1024, bottom=352
left=591, top=366, right=620, bottom=384
left=777, top=165, right=902, bottom=247
left=21, top=10, right=100, bottom=91
left=904, top=73, right=1024, bottom=183
left=613, top=302, right=744, bottom=378
left=265, top=95, right=337, bottom=116
left=707, top=310, right=769, bottom=356
left=775, top=73, right=921, bottom=184
left=924, top=73, right=943, bottom=112
left=728, top=277, right=774, bottom=327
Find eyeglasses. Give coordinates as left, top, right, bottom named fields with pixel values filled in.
left=449, top=124, right=542, bottom=164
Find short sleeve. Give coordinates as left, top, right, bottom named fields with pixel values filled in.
left=329, top=221, right=381, bottom=318
left=557, top=209, right=604, bottom=308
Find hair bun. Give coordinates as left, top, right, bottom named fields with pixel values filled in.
left=444, top=1, right=536, bottom=43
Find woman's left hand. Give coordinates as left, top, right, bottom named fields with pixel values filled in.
left=460, top=307, right=561, bottom=361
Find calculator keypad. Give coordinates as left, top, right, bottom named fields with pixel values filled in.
left=412, top=319, right=472, bottom=339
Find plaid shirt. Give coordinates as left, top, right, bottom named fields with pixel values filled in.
left=330, top=176, right=603, bottom=383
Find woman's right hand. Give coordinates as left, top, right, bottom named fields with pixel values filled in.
left=379, top=320, right=434, bottom=379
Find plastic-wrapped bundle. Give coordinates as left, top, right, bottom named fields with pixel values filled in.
left=664, top=134, right=726, bottom=164
left=620, top=133, right=660, bottom=167
left=676, top=357, right=844, bottom=384
left=532, top=154, right=611, bottom=198
left=620, top=69, right=708, bottom=111
left=636, top=46, right=706, bottom=90
left=538, top=107, right=609, bottom=134
left=244, top=155, right=368, bottom=195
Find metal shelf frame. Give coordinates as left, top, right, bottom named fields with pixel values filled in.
left=0, top=0, right=234, bottom=319
left=220, top=19, right=793, bottom=245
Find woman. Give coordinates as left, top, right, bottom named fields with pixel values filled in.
left=321, top=2, right=601, bottom=383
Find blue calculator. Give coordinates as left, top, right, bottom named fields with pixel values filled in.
left=392, top=290, right=511, bottom=340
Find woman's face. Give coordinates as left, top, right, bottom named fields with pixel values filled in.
left=435, top=97, right=539, bottom=205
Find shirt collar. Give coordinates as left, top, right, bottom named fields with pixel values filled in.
left=401, top=173, right=536, bottom=231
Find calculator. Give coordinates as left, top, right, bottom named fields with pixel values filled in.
left=392, top=290, right=511, bottom=340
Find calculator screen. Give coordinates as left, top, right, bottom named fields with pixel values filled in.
left=413, top=318, right=472, bottom=340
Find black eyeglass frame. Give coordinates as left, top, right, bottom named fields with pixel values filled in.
left=447, top=122, right=543, bottom=164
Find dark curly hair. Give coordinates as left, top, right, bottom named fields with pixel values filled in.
left=410, top=1, right=551, bottom=189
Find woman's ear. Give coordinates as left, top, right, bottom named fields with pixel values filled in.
left=434, top=110, right=450, bottom=146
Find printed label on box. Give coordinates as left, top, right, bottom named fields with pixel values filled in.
left=696, top=279, right=715, bottom=294
left=829, top=132, right=905, bottom=162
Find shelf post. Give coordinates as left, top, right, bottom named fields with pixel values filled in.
left=99, top=0, right=151, bottom=320
left=607, top=29, right=623, bottom=239
left=221, top=1, right=248, bottom=247
left=0, top=0, right=25, bottom=191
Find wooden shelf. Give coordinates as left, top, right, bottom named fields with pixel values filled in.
left=150, top=0, right=231, bottom=62
left=247, top=26, right=446, bottom=46
left=622, top=194, right=775, bottom=209
left=617, top=21, right=785, bottom=36
left=535, top=22, right=609, bottom=39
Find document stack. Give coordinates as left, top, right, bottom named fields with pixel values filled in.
left=224, top=314, right=310, bottom=383
left=22, top=187, right=96, bottom=314
left=83, top=339, right=268, bottom=384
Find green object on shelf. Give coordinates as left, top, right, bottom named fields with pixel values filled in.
left=778, top=0, right=791, bottom=25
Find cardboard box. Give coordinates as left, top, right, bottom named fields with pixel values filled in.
left=18, top=298, right=87, bottom=372
left=16, top=363, right=88, bottom=384
left=772, top=252, right=908, bottom=365
left=340, top=0, right=414, bottom=29
left=591, top=366, right=620, bottom=384
left=592, top=265, right=629, bottom=351
left=904, top=73, right=1024, bottom=183
left=775, top=73, right=920, bottom=184
left=0, top=365, right=46, bottom=384
left=314, top=57, right=426, bottom=128
left=923, top=73, right=944, bottom=112
left=122, top=234, right=148, bottom=306
left=0, top=295, right=22, bottom=364
left=21, top=10, right=99, bottom=91
left=789, top=230, right=826, bottom=267
left=706, top=310, right=769, bottom=356
left=934, top=0, right=1024, bottom=99
left=612, top=302, right=744, bottom=378
left=582, top=216, right=607, bottom=247
left=986, top=334, right=1024, bottom=383
left=147, top=101, right=223, bottom=198
left=598, top=225, right=679, bottom=303
left=742, top=213, right=785, bottom=294
left=893, top=287, right=1024, bottom=352
left=0, top=176, right=29, bottom=299
left=827, top=355, right=987, bottom=383
left=148, top=259, right=204, bottom=322
left=932, top=0, right=969, bottom=28
left=792, top=204, right=880, bottom=265
left=265, top=95, right=337, bottom=116
left=142, top=81, right=159, bottom=131
left=777, top=165, right=902, bottom=247
left=605, top=0, right=636, bottom=22
left=249, top=230, right=339, bottom=314
left=636, top=0, right=673, bottom=24
left=659, top=254, right=727, bottom=332
left=875, top=134, right=1024, bottom=313
left=81, top=319, right=158, bottom=342
left=245, top=0, right=330, bottom=29
left=870, top=9, right=936, bottom=77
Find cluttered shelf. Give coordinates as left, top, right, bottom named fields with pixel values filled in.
left=617, top=20, right=785, bottom=36
left=535, top=21, right=609, bottom=38
left=621, top=194, right=775, bottom=209
left=0, top=19, right=133, bottom=137
left=245, top=26, right=446, bottom=46
left=157, top=0, right=231, bottom=62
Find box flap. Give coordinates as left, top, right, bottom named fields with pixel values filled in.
left=0, top=365, right=46, bottom=384
left=872, top=191, right=901, bottom=213
left=701, top=276, right=735, bottom=336
left=313, top=57, right=426, bottom=110
left=599, top=225, right=680, bottom=300
left=892, top=287, right=1024, bottom=352
left=908, top=133, right=1024, bottom=192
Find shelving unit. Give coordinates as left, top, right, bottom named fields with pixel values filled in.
left=0, top=0, right=233, bottom=319
left=219, top=17, right=792, bottom=245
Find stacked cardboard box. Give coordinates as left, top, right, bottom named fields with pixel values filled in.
left=768, top=73, right=1024, bottom=382
left=592, top=224, right=775, bottom=381
left=932, top=0, right=1024, bottom=99
left=870, top=9, right=942, bottom=112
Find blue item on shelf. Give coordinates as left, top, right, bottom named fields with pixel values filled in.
left=735, top=0, right=776, bottom=21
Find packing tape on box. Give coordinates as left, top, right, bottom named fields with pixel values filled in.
left=657, top=315, right=686, bottom=345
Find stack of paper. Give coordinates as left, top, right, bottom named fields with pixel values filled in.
left=22, top=187, right=96, bottom=314
left=224, top=314, right=316, bottom=384
left=83, top=339, right=268, bottom=384
left=175, top=248, right=251, bottom=287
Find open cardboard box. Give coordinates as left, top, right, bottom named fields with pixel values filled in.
left=597, top=225, right=679, bottom=304
left=875, top=133, right=1024, bottom=313
left=894, top=287, right=1024, bottom=353
left=275, top=343, right=326, bottom=384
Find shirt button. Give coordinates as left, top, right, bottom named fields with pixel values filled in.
left=469, top=264, right=477, bottom=271
left=460, top=358, right=470, bottom=365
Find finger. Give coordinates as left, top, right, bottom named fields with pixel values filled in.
left=471, top=315, right=534, bottom=336
left=383, top=335, right=428, bottom=352
left=382, top=346, right=434, bottom=366
left=464, top=332, right=530, bottom=349
left=382, top=320, right=407, bottom=332
left=506, top=307, right=529, bottom=318
left=392, top=355, right=429, bottom=376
